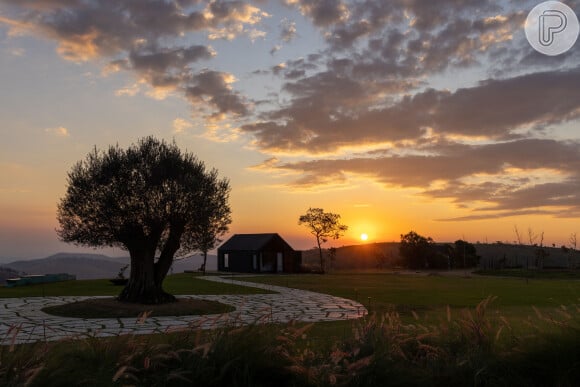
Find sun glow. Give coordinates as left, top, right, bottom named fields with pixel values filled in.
left=360, top=233, right=368, bottom=241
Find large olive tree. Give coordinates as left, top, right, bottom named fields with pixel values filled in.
left=57, top=136, right=231, bottom=304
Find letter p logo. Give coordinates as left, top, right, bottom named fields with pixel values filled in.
left=525, top=1, right=579, bottom=56
left=540, top=10, right=568, bottom=46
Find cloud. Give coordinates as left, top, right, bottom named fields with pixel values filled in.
left=280, top=18, right=297, bottom=42
left=257, top=138, right=580, bottom=217
left=242, top=67, right=580, bottom=153
left=269, top=44, right=282, bottom=55
left=185, top=70, right=249, bottom=119
left=45, top=126, right=70, bottom=137
left=172, top=118, right=193, bottom=134
left=0, top=0, right=260, bottom=119
left=285, top=0, right=350, bottom=27
left=3, top=0, right=580, bottom=222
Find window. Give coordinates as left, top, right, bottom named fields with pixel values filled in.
left=224, top=253, right=229, bottom=269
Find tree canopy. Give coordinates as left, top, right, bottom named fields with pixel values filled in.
left=57, top=136, right=231, bottom=304
left=298, top=207, right=348, bottom=273
left=399, top=231, right=434, bottom=270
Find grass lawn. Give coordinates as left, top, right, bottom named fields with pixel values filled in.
left=245, top=272, right=580, bottom=310
left=2, top=272, right=579, bottom=386
left=0, top=273, right=272, bottom=298
left=244, top=272, right=580, bottom=340
left=474, top=268, right=580, bottom=279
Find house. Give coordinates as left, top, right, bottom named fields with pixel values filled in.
left=217, top=233, right=302, bottom=273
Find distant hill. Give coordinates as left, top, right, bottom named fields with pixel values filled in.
left=475, top=243, right=578, bottom=269
left=301, top=242, right=577, bottom=271
left=0, top=252, right=218, bottom=280
left=302, top=242, right=402, bottom=270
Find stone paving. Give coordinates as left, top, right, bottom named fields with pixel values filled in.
left=0, top=276, right=367, bottom=345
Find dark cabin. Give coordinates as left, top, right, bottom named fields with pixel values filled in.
left=217, top=233, right=302, bottom=273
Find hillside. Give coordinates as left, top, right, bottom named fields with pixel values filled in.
left=302, top=242, right=402, bottom=270
left=302, top=242, right=578, bottom=271
left=0, top=253, right=218, bottom=281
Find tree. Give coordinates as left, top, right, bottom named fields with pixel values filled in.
left=450, top=240, right=479, bottom=269
left=327, top=247, right=337, bottom=271
left=298, top=208, right=348, bottom=274
left=182, top=170, right=231, bottom=275
left=399, top=231, right=434, bottom=269
left=533, top=231, right=548, bottom=269
left=57, top=137, right=231, bottom=304
left=569, top=232, right=578, bottom=269
left=374, top=249, right=388, bottom=270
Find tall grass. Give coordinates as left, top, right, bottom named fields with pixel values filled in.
left=1, top=299, right=579, bottom=386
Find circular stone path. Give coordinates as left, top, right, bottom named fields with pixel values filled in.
left=0, top=276, right=367, bottom=345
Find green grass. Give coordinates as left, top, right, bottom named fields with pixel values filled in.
left=2, top=304, right=579, bottom=387
left=474, top=268, right=580, bottom=279
left=0, top=273, right=271, bottom=298
left=2, top=272, right=579, bottom=386
left=244, top=272, right=580, bottom=339
left=244, top=273, right=580, bottom=310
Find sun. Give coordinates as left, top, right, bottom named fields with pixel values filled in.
left=360, top=233, right=368, bottom=241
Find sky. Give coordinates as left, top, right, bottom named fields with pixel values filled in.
left=1, top=0, right=580, bottom=261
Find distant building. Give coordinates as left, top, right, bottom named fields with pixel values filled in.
left=217, top=233, right=302, bottom=273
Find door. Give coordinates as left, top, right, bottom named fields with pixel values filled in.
left=277, top=252, right=283, bottom=273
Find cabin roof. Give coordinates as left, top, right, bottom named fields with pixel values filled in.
left=219, top=233, right=292, bottom=251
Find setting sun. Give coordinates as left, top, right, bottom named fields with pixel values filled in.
left=360, top=233, right=368, bottom=241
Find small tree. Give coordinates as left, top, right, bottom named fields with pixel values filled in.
left=399, top=231, right=434, bottom=269
left=182, top=170, right=231, bottom=275
left=451, top=240, right=479, bottom=269
left=374, top=249, right=388, bottom=270
left=328, top=247, right=337, bottom=271
left=57, top=137, right=231, bottom=304
left=568, top=232, right=577, bottom=269
left=298, top=208, right=348, bottom=274
left=533, top=231, right=549, bottom=269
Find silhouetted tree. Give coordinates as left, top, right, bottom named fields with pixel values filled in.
left=514, top=225, right=523, bottom=245
left=569, top=232, right=578, bottom=269
left=57, top=137, right=231, bottom=304
left=327, top=247, right=337, bottom=271
left=399, top=231, right=434, bottom=269
left=533, top=231, right=548, bottom=269
left=451, top=240, right=479, bottom=268
left=182, top=171, right=231, bottom=275
left=374, top=249, right=388, bottom=270
left=298, top=208, right=348, bottom=274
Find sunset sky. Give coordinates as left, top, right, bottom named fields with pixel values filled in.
left=1, top=0, right=580, bottom=260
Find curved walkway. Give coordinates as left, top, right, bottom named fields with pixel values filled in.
left=0, top=276, right=367, bottom=345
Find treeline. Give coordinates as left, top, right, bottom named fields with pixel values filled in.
left=301, top=231, right=479, bottom=271
left=398, top=231, right=479, bottom=270
left=302, top=231, right=580, bottom=272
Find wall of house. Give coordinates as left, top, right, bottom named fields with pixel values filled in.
left=218, top=250, right=259, bottom=272
left=217, top=235, right=303, bottom=273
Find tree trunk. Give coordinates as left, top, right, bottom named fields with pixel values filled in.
left=202, top=251, right=208, bottom=275
left=118, top=244, right=175, bottom=304
left=316, top=237, right=325, bottom=274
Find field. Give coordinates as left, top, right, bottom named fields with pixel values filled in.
left=244, top=272, right=580, bottom=341
left=1, top=272, right=579, bottom=386
left=0, top=273, right=270, bottom=298
left=246, top=272, right=580, bottom=311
